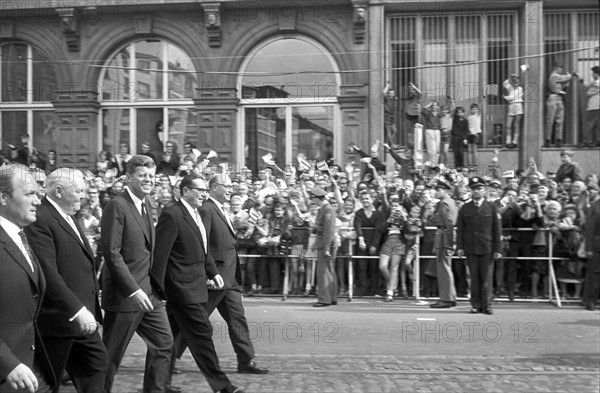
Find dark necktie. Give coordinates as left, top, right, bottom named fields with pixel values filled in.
left=18, top=230, right=36, bottom=272
left=141, top=201, right=152, bottom=234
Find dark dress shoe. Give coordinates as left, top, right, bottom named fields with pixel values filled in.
left=483, top=307, right=494, bottom=315
left=167, top=384, right=182, bottom=393
left=450, top=301, right=457, bottom=307
left=238, top=361, right=269, bottom=374
left=332, top=301, right=338, bottom=305
left=220, top=385, right=245, bottom=393
left=470, top=308, right=482, bottom=314
left=313, top=302, right=331, bottom=307
left=430, top=301, right=452, bottom=308
left=171, top=366, right=182, bottom=375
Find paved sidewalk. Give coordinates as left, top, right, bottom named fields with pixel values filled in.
left=62, top=298, right=599, bottom=392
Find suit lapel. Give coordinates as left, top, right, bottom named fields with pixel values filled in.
left=123, top=191, right=152, bottom=244
left=209, top=199, right=236, bottom=237
left=179, top=202, right=206, bottom=253
left=0, top=227, right=40, bottom=289
left=44, top=199, right=95, bottom=261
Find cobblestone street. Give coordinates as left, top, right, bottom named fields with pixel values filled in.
left=62, top=297, right=599, bottom=392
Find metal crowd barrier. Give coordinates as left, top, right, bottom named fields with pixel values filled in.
left=238, top=227, right=575, bottom=307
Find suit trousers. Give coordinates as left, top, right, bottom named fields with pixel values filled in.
left=583, top=249, right=600, bottom=309
left=168, top=303, right=231, bottom=392
left=102, top=303, right=173, bottom=393
left=204, top=288, right=255, bottom=365
left=467, top=254, right=495, bottom=310
left=42, top=331, right=107, bottom=393
left=545, top=95, right=565, bottom=141
left=436, top=247, right=456, bottom=302
left=317, top=251, right=338, bottom=305
left=425, top=129, right=440, bottom=164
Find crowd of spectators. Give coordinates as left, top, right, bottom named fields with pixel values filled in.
left=2, top=138, right=599, bottom=306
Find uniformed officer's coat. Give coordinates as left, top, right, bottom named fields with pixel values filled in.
left=456, top=199, right=502, bottom=255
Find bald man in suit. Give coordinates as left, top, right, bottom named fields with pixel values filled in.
left=200, top=174, right=268, bottom=375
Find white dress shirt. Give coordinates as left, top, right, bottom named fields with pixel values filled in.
left=181, top=199, right=208, bottom=252
left=0, top=216, right=34, bottom=272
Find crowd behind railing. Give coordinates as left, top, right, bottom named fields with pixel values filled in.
left=3, top=138, right=599, bottom=308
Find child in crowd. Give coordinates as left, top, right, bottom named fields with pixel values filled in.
left=531, top=200, right=562, bottom=299
left=556, top=204, right=584, bottom=299
left=402, top=205, right=423, bottom=298
left=467, top=103, right=482, bottom=170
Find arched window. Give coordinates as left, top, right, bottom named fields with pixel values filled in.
left=238, top=36, right=341, bottom=174
left=99, top=39, right=199, bottom=156
left=0, top=43, right=57, bottom=161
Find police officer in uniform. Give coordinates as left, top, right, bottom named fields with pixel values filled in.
left=456, top=177, right=502, bottom=315
left=430, top=178, right=458, bottom=308
left=309, top=187, right=338, bottom=307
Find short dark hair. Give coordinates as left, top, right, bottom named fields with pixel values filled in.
left=125, top=155, right=156, bottom=177
left=180, top=174, right=204, bottom=193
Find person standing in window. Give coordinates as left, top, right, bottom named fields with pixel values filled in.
left=451, top=107, right=469, bottom=170
left=583, top=66, right=599, bottom=147
left=466, top=104, right=482, bottom=171
left=157, top=141, right=180, bottom=176
left=545, top=63, right=572, bottom=147
left=111, top=143, right=132, bottom=177
left=503, top=73, right=524, bottom=149
left=421, top=100, right=442, bottom=166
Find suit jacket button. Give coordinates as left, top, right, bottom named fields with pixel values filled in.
left=30, top=345, right=35, bottom=351
left=32, top=294, right=39, bottom=299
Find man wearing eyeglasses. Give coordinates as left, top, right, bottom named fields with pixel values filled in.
left=153, top=175, right=245, bottom=393
left=200, top=174, right=269, bottom=377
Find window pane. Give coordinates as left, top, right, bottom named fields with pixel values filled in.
left=167, top=108, right=196, bottom=153
left=1, top=111, right=27, bottom=158
left=242, top=39, right=337, bottom=100
left=135, top=40, right=163, bottom=100
left=454, top=16, right=480, bottom=106
left=102, top=47, right=131, bottom=101
left=390, top=16, right=416, bottom=146
left=422, top=17, right=447, bottom=102
left=32, top=48, right=58, bottom=102
left=487, top=14, right=515, bottom=147
left=576, top=12, right=599, bottom=77
left=168, top=44, right=198, bottom=99
left=136, top=108, right=164, bottom=155
left=32, top=111, right=57, bottom=158
left=245, top=107, right=285, bottom=174
left=102, top=109, right=130, bottom=155
left=292, top=106, right=333, bottom=162
left=2, top=44, right=27, bottom=102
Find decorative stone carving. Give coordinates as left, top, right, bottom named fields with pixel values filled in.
left=135, top=15, right=153, bottom=35
left=202, top=3, right=222, bottom=48
left=56, top=7, right=80, bottom=52
left=0, top=19, right=15, bottom=39
left=353, top=4, right=366, bottom=45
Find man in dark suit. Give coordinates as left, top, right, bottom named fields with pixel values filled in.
left=25, top=168, right=106, bottom=392
left=456, top=177, right=502, bottom=315
left=200, top=174, right=268, bottom=375
left=1, top=164, right=54, bottom=393
left=100, top=155, right=174, bottom=393
left=583, top=194, right=600, bottom=310
left=430, top=179, right=459, bottom=309
left=153, top=174, right=245, bottom=393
